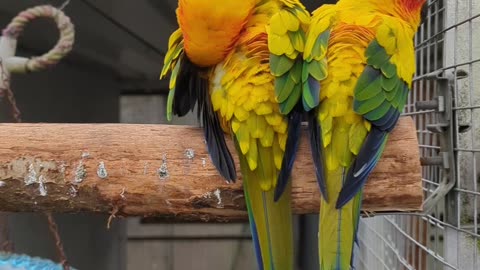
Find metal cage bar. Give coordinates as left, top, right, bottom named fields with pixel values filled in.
left=356, top=0, right=480, bottom=269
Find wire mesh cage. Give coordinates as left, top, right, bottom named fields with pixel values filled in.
left=355, top=0, right=480, bottom=269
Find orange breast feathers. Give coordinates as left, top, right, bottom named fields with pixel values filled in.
left=177, top=0, right=258, bottom=67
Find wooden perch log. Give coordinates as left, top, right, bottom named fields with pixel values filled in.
left=0, top=117, right=422, bottom=222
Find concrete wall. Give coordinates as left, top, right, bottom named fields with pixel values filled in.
left=450, top=0, right=480, bottom=225
left=444, top=0, right=480, bottom=269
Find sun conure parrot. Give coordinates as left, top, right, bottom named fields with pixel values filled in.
left=302, top=0, right=427, bottom=269
left=160, top=1, right=310, bottom=269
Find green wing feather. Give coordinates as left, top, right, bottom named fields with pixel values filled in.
left=301, top=31, right=329, bottom=112
left=160, top=28, right=184, bottom=121
left=302, top=4, right=336, bottom=112
left=352, top=39, right=409, bottom=131
left=337, top=39, right=411, bottom=209
left=268, top=4, right=310, bottom=115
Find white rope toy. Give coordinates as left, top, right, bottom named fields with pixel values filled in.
left=0, top=5, right=75, bottom=121
left=0, top=5, right=75, bottom=73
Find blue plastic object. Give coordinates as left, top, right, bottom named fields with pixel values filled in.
left=0, top=253, right=76, bottom=270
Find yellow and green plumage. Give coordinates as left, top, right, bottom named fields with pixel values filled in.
left=160, top=1, right=310, bottom=269
left=304, top=0, right=426, bottom=269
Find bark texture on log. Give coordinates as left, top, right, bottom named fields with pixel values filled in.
left=0, top=117, right=422, bottom=222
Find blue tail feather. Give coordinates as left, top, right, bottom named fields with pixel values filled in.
left=308, top=110, right=328, bottom=201
left=336, top=127, right=388, bottom=209
left=350, top=190, right=364, bottom=267
left=274, top=107, right=303, bottom=201
left=247, top=199, right=264, bottom=270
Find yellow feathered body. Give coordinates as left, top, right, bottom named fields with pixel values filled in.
left=305, top=0, right=425, bottom=269
left=161, top=1, right=310, bottom=269
left=210, top=4, right=292, bottom=267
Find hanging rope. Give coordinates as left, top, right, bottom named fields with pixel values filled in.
left=0, top=59, right=21, bottom=122
left=0, top=30, right=18, bottom=255
left=46, top=213, right=70, bottom=270
left=0, top=5, right=75, bottom=270
left=0, top=63, right=70, bottom=270
left=0, top=213, right=13, bottom=252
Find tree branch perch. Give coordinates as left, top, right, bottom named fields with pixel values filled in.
left=0, top=117, right=422, bottom=222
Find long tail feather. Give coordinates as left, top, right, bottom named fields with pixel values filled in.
left=274, top=106, right=303, bottom=201
left=320, top=126, right=386, bottom=269
left=236, top=140, right=294, bottom=270
left=319, top=168, right=360, bottom=270
left=173, top=56, right=199, bottom=117
left=350, top=188, right=364, bottom=267
left=199, top=82, right=237, bottom=182
left=336, top=127, right=388, bottom=208
left=319, top=119, right=362, bottom=270
left=308, top=110, right=327, bottom=201
left=175, top=56, right=237, bottom=182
